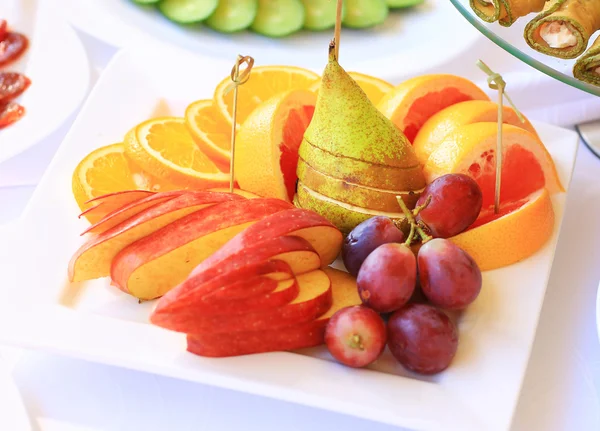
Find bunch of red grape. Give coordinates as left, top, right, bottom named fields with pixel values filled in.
left=325, top=174, right=484, bottom=375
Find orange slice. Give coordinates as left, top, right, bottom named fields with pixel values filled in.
left=413, top=100, right=539, bottom=165
left=124, top=117, right=230, bottom=189
left=72, top=143, right=168, bottom=223
left=449, top=188, right=554, bottom=271
left=377, top=74, right=490, bottom=143
left=185, top=99, right=232, bottom=171
left=234, top=89, right=317, bottom=201
left=309, top=71, right=393, bottom=105
left=424, top=122, right=564, bottom=208
left=214, top=65, right=319, bottom=128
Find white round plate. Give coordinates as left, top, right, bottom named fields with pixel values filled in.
left=576, top=121, right=600, bottom=160
left=62, top=0, right=479, bottom=82
left=0, top=0, right=90, bottom=164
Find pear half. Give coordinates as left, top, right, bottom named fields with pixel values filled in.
left=294, top=40, right=425, bottom=233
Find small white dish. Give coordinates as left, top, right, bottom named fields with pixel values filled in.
left=0, top=0, right=90, bottom=164
left=0, top=42, right=579, bottom=431
left=61, top=0, right=479, bottom=83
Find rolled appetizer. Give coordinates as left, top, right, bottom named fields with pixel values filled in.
left=525, top=0, right=600, bottom=59
left=470, top=0, right=546, bottom=27
left=573, top=35, right=600, bottom=86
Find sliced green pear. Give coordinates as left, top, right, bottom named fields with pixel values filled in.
left=294, top=181, right=406, bottom=235
left=297, top=159, right=421, bottom=212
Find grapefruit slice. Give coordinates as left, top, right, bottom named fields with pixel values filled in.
left=449, top=188, right=555, bottom=271
left=424, top=122, right=563, bottom=208
left=377, top=74, right=490, bottom=143
left=413, top=100, right=539, bottom=165
left=309, top=71, right=394, bottom=105
left=234, top=89, right=316, bottom=202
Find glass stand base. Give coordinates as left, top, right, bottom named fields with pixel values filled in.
left=576, top=121, right=600, bottom=160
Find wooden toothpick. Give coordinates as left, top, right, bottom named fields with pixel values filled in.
left=224, top=55, right=254, bottom=193
left=476, top=60, right=525, bottom=214
left=334, top=0, right=343, bottom=59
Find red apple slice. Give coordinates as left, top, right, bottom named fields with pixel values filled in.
left=157, top=269, right=332, bottom=335
left=110, top=198, right=293, bottom=300
left=68, top=192, right=239, bottom=283
left=81, top=190, right=194, bottom=236
left=79, top=190, right=156, bottom=224
left=185, top=267, right=361, bottom=357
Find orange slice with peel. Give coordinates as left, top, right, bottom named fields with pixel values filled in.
left=424, top=122, right=563, bottom=208
left=309, top=71, right=393, bottom=105
left=234, top=89, right=317, bottom=202
left=185, top=99, right=232, bottom=171
left=413, top=100, right=539, bottom=165
left=377, top=74, right=490, bottom=143
left=72, top=143, right=169, bottom=223
left=214, top=65, right=319, bottom=128
left=124, top=117, right=230, bottom=189
left=449, top=188, right=554, bottom=271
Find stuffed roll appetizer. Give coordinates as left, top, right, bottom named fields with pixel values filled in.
left=470, top=0, right=547, bottom=27
left=525, top=0, right=600, bottom=59
left=573, top=35, right=600, bottom=86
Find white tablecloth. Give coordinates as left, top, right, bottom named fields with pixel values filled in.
left=1, top=28, right=600, bottom=431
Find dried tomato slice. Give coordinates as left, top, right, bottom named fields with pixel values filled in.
left=0, top=32, right=29, bottom=68
left=0, top=101, right=25, bottom=128
left=0, top=72, right=31, bottom=102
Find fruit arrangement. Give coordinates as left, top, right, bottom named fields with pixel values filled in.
left=68, top=36, right=564, bottom=374
left=131, top=0, right=424, bottom=37
left=0, top=18, right=30, bottom=129
left=468, top=0, right=600, bottom=87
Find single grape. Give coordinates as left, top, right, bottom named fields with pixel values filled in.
left=416, top=174, right=483, bottom=238
left=251, top=0, right=305, bottom=38
left=418, top=238, right=482, bottom=310
left=356, top=243, right=416, bottom=313
left=388, top=303, right=458, bottom=375
left=205, top=0, right=258, bottom=33
left=325, top=305, right=387, bottom=368
left=301, top=0, right=341, bottom=31
left=342, top=216, right=405, bottom=277
left=342, top=0, right=389, bottom=29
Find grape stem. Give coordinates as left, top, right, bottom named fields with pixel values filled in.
left=396, top=196, right=433, bottom=245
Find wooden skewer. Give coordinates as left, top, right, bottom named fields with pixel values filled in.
left=334, top=0, right=343, bottom=58
left=225, top=55, right=255, bottom=193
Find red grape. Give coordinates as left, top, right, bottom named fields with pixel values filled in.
left=418, top=238, right=482, bottom=310
left=416, top=174, right=482, bottom=238
left=388, top=303, right=458, bottom=375
left=324, top=305, right=387, bottom=368
left=356, top=243, right=416, bottom=313
left=342, top=216, right=405, bottom=276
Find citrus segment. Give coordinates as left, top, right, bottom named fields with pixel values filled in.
left=72, top=143, right=168, bottom=223
left=413, top=100, right=539, bottom=165
left=449, top=188, right=555, bottom=271
left=124, top=117, right=230, bottom=189
left=309, top=72, right=394, bottom=105
left=234, top=90, right=316, bottom=201
left=214, top=65, right=319, bottom=128
left=424, top=123, right=563, bottom=208
left=377, top=74, right=490, bottom=143
left=185, top=99, right=232, bottom=171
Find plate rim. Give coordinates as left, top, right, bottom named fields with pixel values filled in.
left=0, top=44, right=581, bottom=431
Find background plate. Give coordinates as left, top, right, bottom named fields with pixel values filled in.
left=0, top=0, right=90, bottom=163
left=61, top=0, right=479, bottom=83
left=0, top=42, right=578, bottom=431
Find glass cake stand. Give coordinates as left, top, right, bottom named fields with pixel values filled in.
left=450, top=0, right=600, bottom=159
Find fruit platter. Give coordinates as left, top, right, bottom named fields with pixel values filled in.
left=62, top=0, right=478, bottom=81
left=0, top=34, right=578, bottom=431
left=451, top=0, right=600, bottom=97
left=0, top=0, right=89, bottom=164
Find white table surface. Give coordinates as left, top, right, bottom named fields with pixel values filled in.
left=1, top=26, right=600, bottom=431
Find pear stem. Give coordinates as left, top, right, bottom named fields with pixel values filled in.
left=334, top=0, right=343, bottom=59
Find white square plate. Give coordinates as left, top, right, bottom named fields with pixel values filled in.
left=0, top=42, right=578, bottom=431
left=0, top=0, right=90, bottom=163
